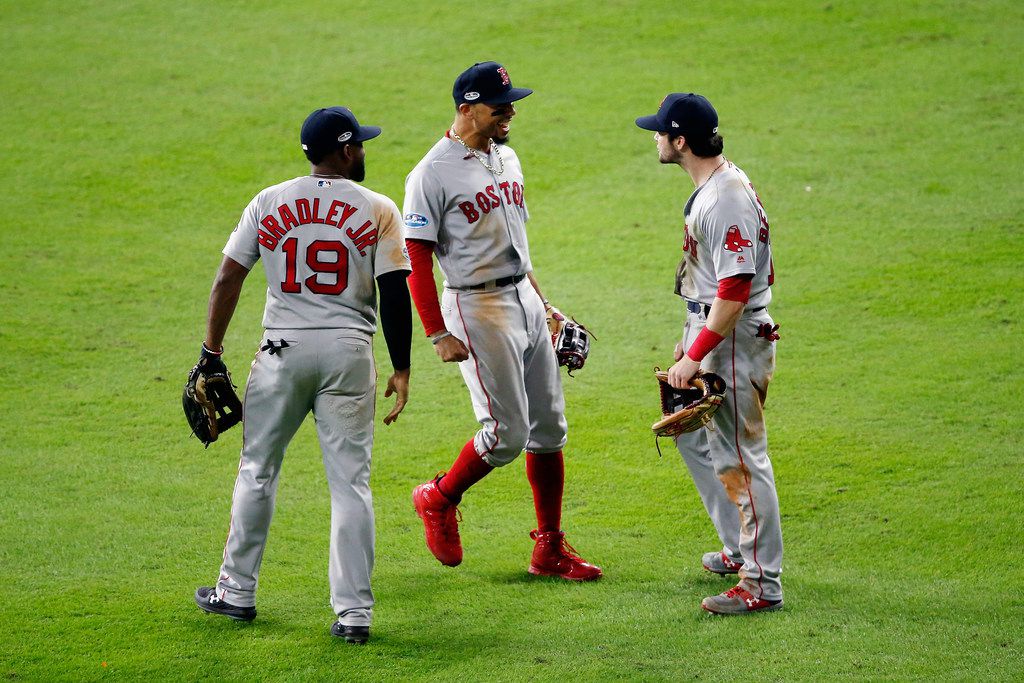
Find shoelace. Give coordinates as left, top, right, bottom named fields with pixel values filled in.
left=558, top=537, right=584, bottom=561
left=440, top=506, right=463, bottom=543
left=723, top=586, right=747, bottom=599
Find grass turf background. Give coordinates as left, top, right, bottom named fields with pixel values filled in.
left=1, top=0, right=1022, bottom=680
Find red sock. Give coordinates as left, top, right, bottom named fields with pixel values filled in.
left=526, top=450, right=564, bottom=532
left=438, top=439, right=493, bottom=503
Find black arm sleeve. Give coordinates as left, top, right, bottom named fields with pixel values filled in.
left=376, top=270, right=412, bottom=371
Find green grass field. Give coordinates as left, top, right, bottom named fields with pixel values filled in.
left=2, top=0, right=1022, bottom=680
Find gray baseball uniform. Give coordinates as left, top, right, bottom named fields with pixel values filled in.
left=403, top=135, right=566, bottom=466
left=674, top=161, right=784, bottom=602
left=214, top=175, right=410, bottom=625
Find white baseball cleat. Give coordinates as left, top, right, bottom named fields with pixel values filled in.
left=702, top=551, right=743, bottom=575
left=701, top=585, right=783, bottom=615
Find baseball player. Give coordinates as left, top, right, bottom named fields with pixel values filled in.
left=635, top=93, right=784, bottom=614
left=403, top=61, right=601, bottom=581
left=192, top=106, right=412, bottom=644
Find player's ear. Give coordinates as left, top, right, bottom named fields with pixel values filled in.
left=341, top=144, right=361, bottom=161
left=457, top=102, right=474, bottom=118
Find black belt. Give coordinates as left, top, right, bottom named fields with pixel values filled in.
left=686, top=300, right=765, bottom=316
left=467, top=273, right=526, bottom=290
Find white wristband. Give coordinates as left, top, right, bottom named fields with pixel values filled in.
left=431, top=331, right=453, bottom=345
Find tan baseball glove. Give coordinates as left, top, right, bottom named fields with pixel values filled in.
left=652, top=369, right=726, bottom=437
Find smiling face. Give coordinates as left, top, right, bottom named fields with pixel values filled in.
left=471, top=101, right=516, bottom=143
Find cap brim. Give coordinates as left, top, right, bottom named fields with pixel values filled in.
left=635, top=114, right=662, bottom=131
left=481, top=87, right=533, bottom=105
left=354, top=125, right=382, bottom=142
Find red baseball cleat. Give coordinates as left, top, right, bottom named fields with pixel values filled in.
left=701, top=585, right=783, bottom=615
left=413, top=475, right=463, bottom=567
left=528, top=530, right=603, bottom=581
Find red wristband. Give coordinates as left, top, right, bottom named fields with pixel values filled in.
left=685, top=327, right=725, bottom=362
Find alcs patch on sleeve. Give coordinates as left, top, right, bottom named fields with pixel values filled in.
left=404, top=213, right=429, bottom=228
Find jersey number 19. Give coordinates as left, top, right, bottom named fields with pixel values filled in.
left=280, top=237, right=349, bottom=295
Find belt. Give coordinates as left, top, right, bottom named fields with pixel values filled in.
left=686, top=300, right=766, bottom=316
left=686, top=300, right=712, bottom=316
left=466, top=273, right=526, bottom=290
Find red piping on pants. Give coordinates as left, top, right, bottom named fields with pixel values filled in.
left=732, top=330, right=765, bottom=598
left=456, top=292, right=499, bottom=457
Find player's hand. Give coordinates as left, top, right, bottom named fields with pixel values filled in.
left=382, top=368, right=410, bottom=425
left=673, top=340, right=685, bottom=362
left=667, top=355, right=700, bottom=389
left=545, top=303, right=565, bottom=338
left=434, top=334, right=470, bottom=363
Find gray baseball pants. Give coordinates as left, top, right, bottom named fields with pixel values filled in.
left=675, top=308, right=784, bottom=602
left=440, top=277, right=567, bottom=467
left=215, top=328, right=376, bottom=626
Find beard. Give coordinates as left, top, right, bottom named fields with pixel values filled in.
left=493, top=133, right=510, bottom=145
left=658, top=149, right=679, bottom=165
left=350, top=158, right=366, bottom=182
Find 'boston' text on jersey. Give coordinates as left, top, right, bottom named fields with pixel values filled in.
left=458, top=181, right=525, bottom=224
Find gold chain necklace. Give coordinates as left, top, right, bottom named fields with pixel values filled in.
left=702, top=159, right=727, bottom=186
left=450, top=128, right=504, bottom=175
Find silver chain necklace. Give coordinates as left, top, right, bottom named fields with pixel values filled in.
left=450, top=128, right=504, bottom=175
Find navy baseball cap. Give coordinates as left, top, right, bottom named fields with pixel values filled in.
left=635, top=93, right=719, bottom=137
left=300, top=106, right=381, bottom=155
left=453, top=61, right=533, bottom=106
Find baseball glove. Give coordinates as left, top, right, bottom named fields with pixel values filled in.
left=182, top=345, right=243, bottom=448
left=546, top=304, right=592, bottom=375
left=652, top=369, right=726, bottom=438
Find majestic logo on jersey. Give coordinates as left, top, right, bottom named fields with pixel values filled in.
left=723, top=225, right=753, bottom=253
left=497, top=66, right=510, bottom=85
left=464, top=91, right=480, bottom=101
left=404, top=213, right=429, bottom=228
left=457, top=181, right=525, bottom=224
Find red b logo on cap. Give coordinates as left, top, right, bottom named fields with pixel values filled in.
left=497, top=66, right=510, bottom=85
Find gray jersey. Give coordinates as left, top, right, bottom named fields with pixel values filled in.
left=224, top=176, right=411, bottom=332
left=402, top=135, right=531, bottom=287
left=675, top=162, right=774, bottom=309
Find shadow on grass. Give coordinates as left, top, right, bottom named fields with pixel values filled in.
left=493, top=571, right=606, bottom=586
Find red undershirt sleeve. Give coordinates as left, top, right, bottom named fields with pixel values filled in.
left=716, top=273, right=753, bottom=303
left=405, top=238, right=446, bottom=337
left=685, top=274, right=755, bottom=362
